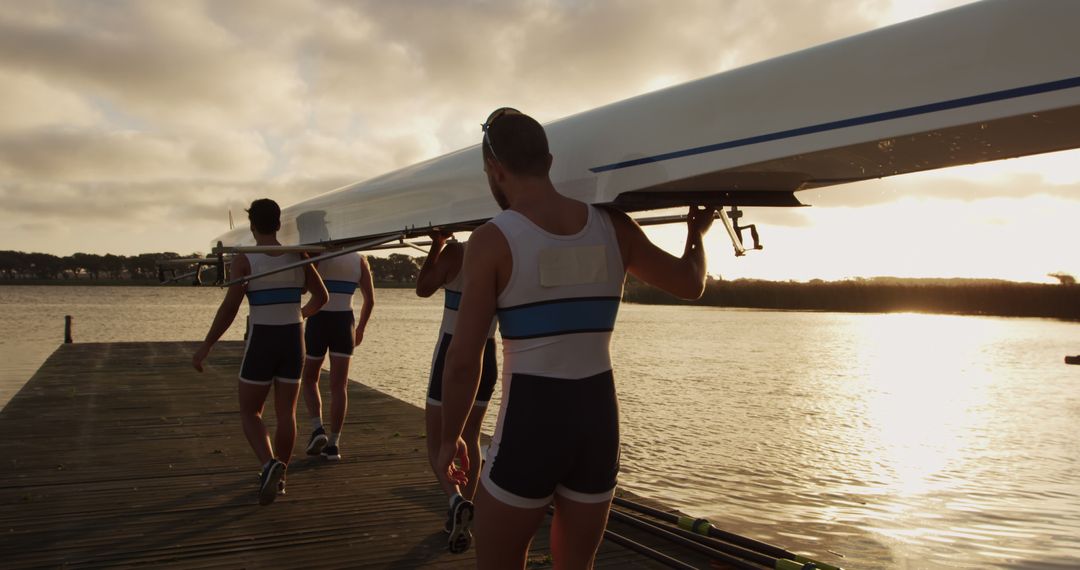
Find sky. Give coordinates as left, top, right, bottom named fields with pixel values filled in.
left=1, top=0, right=1077, bottom=283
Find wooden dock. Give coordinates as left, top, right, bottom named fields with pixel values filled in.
left=0, top=342, right=718, bottom=568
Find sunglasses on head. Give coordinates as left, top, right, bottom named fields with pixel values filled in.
left=481, top=107, right=520, bottom=163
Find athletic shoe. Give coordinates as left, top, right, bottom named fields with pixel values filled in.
left=447, top=494, right=474, bottom=554
left=258, top=460, right=286, bottom=506
left=443, top=509, right=452, bottom=534
left=306, top=427, right=328, bottom=455
left=321, top=444, right=341, bottom=461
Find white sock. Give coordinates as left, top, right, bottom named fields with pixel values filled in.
left=311, top=417, right=323, bottom=431
left=328, top=432, right=340, bottom=447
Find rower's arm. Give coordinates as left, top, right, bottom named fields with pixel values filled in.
left=193, top=255, right=249, bottom=372
left=354, top=256, right=375, bottom=345
left=301, top=262, right=328, bottom=319
left=416, top=234, right=458, bottom=298
left=608, top=206, right=714, bottom=300
left=437, top=224, right=505, bottom=493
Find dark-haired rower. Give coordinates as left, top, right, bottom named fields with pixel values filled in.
left=416, top=231, right=498, bottom=551
left=301, top=251, right=374, bottom=461
left=436, top=110, right=714, bottom=567
left=193, top=198, right=328, bottom=505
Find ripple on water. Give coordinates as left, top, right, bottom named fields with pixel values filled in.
left=3, top=289, right=1079, bottom=569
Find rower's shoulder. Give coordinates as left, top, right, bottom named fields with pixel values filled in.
left=470, top=221, right=506, bottom=244
left=467, top=222, right=510, bottom=259
left=231, top=252, right=251, bottom=272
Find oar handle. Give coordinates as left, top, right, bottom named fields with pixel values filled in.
left=612, top=496, right=844, bottom=570
left=609, top=508, right=764, bottom=570
left=546, top=505, right=698, bottom=570
left=603, top=530, right=699, bottom=570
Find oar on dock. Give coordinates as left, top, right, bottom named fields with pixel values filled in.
left=612, top=496, right=843, bottom=570
left=604, top=530, right=700, bottom=570
left=546, top=505, right=698, bottom=570
left=609, top=508, right=804, bottom=570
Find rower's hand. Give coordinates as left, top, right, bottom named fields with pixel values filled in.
left=436, top=437, right=470, bottom=491
left=687, top=206, right=716, bottom=237
left=354, top=325, right=366, bottom=346
left=428, top=230, right=453, bottom=246
left=301, top=304, right=318, bottom=319
left=192, top=344, right=211, bottom=373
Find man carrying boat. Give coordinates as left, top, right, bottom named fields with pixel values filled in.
left=436, top=109, right=714, bottom=566
left=300, top=251, right=374, bottom=461
left=415, top=231, right=498, bottom=548
left=192, top=198, right=328, bottom=505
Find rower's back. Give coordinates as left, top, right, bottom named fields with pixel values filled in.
left=481, top=202, right=625, bottom=508
left=244, top=253, right=305, bottom=326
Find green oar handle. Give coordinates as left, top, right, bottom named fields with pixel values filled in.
left=616, top=508, right=826, bottom=570
left=612, top=496, right=843, bottom=570
left=546, top=505, right=697, bottom=570
left=610, top=508, right=765, bottom=570
left=604, top=530, right=700, bottom=570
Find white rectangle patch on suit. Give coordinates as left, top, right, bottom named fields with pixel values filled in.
left=538, top=245, right=608, bottom=287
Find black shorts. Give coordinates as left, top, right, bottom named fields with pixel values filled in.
left=304, top=310, right=355, bottom=359
left=482, top=370, right=619, bottom=509
left=427, top=333, right=497, bottom=407
left=240, top=323, right=304, bottom=385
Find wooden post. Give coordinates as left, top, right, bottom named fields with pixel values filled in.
left=64, top=315, right=73, bottom=344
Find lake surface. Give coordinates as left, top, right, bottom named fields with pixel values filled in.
left=1, top=285, right=1077, bottom=569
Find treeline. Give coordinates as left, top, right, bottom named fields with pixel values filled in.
left=624, top=276, right=1080, bottom=320
left=0, top=250, right=178, bottom=281
left=5, top=249, right=1076, bottom=320
left=0, top=249, right=424, bottom=285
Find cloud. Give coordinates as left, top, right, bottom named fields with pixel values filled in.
left=5, top=0, right=1071, bottom=281
left=0, top=69, right=103, bottom=130
left=279, top=130, right=429, bottom=183
left=0, top=0, right=889, bottom=146
left=0, top=127, right=272, bottom=182
left=296, top=0, right=890, bottom=152
left=0, top=2, right=307, bottom=131
left=734, top=148, right=1080, bottom=231
left=0, top=176, right=350, bottom=225
left=799, top=170, right=1080, bottom=209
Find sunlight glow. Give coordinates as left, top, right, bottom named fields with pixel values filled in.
left=883, top=148, right=1080, bottom=186
left=853, top=313, right=995, bottom=497
left=878, top=0, right=980, bottom=26
left=642, top=190, right=1080, bottom=284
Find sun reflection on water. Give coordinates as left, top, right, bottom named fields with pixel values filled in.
left=854, top=313, right=997, bottom=498
left=4, top=288, right=1077, bottom=568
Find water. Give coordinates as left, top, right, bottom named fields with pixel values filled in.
left=2, top=285, right=1078, bottom=569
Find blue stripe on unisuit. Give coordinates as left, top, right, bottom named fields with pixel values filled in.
left=498, top=296, right=620, bottom=339
left=247, top=287, right=302, bottom=306
left=445, top=289, right=462, bottom=311
left=326, top=280, right=358, bottom=295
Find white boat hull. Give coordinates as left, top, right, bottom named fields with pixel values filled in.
left=215, top=0, right=1080, bottom=248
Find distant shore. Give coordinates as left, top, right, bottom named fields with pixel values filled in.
left=5, top=276, right=1078, bottom=321
left=624, top=276, right=1080, bottom=321
left=0, top=279, right=416, bottom=289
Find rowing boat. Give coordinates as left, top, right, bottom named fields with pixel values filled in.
left=213, top=0, right=1080, bottom=252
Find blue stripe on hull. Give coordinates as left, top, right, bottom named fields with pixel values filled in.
left=326, top=280, right=358, bottom=295
left=247, top=287, right=302, bottom=306
left=498, top=296, right=620, bottom=339
left=589, top=75, right=1080, bottom=173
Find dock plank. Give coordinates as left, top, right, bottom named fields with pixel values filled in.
left=0, top=342, right=722, bottom=569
